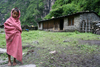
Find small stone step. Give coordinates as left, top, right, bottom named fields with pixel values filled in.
left=0, top=64, right=36, bottom=67
left=19, top=64, right=36, bottom=67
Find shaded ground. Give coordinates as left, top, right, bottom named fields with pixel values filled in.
left=1, top=40, right=100, bottom=67
left=22, top=39, right=100, bottom=67
left=79, top=40, right=100, bottom=45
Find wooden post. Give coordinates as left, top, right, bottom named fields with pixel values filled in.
left=88, top=21, right=90, bottom=32
left=85, top=21, right=87, bottom=32
left=58, top=24, right=60, bottom=31
left=82, top=21, right=84, bottom=32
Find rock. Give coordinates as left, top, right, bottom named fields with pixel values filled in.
left=0, top=58, right=8, bottom=65
left=19, top=64, right=36, bottom=67
left=22, top=53, right=25, bottom=55
left=26, top=50, right=34, bottom=55
left=0, top=48, right=6, bottom=54
left=96, top=30, right=100, bottom=35
left=63, top=40, right=69, bottom=42
left=33, top=41, right=39, bottom=44
left=49, top=50, right=57, bottom=54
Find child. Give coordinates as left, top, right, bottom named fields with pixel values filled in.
left=4, top=8, right=23, bottom=66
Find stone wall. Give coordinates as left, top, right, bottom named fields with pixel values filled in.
left=63, top=13, right=100, bottom=32
left=64, top=15, right=80, bottom=31
left=80, top=13, right=100, bottom=23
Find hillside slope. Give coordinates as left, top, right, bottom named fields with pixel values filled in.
left=45, top=0, right=100, bottom=19
left=0, top=0, right=56, bottom=26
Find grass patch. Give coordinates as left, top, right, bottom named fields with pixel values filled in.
left=0, top=30, right=100, bottom=67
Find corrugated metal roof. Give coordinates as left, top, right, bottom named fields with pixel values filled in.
left=38, top=11, right=100, bottom=23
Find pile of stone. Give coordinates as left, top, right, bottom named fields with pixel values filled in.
left=94, top=23, right=100, bottom=35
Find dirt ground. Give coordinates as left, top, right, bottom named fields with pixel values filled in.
left=79, top=40, right=100, bottom=46
left=23, top=40, right=100, bottom=67
left=1, top=40, right=100, bottom=67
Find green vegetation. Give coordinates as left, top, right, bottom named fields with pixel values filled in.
left=44, top=0, right=100, bottom=19
left=0, top=0, right=45, bottom=26
left=1, top=0, right=100, bottom=26
left=0, top=29, right=6, bottom=48
left=0, top=30, right=100, bottom=67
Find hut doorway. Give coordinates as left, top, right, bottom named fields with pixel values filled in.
left=60, top=19, right=64, bottom=30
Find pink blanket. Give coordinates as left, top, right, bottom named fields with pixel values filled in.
left=4, top=9, right=22, bottom=62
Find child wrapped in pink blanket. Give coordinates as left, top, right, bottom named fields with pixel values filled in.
left=4, top=8, right=22, bottom=66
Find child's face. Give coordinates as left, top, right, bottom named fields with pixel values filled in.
left=12, top=10, right=19, bottom=18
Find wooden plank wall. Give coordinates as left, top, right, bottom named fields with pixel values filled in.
left=43, top=19, right=60, bottom=30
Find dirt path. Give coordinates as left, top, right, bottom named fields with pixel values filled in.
left=79, top=40, right=100, bottom=45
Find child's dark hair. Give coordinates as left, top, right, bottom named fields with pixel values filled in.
left=12, top=8, right=19, bottom=14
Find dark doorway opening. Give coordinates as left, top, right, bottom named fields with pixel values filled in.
left=60, top=19, right=64, bottom=30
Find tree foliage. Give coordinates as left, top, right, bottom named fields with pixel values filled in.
left=44, top=0, right=100, bottom=19
left=0, top=0, right=45, bottom=26
left=1, top=0, right=100, bottom=25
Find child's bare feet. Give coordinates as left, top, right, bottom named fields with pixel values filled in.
left=8, top=54, right=11, bottom=66
left=8, top=62, right=11, bottom=66
left=13, top=62, right=17, bottom=66
left=13, top=58, right=16, bottom=66
left=21, top=61, right=23, bottom=64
